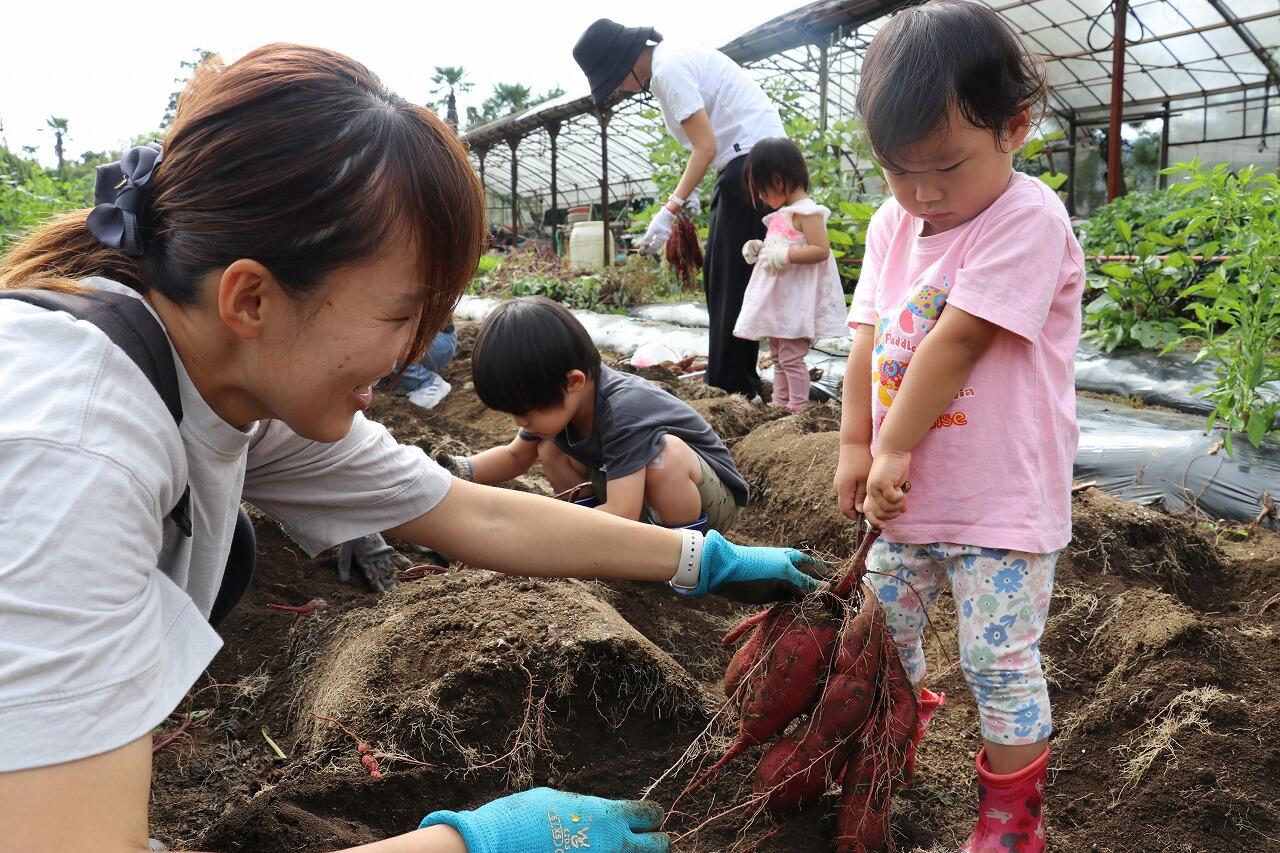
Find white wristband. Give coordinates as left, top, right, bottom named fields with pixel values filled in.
left=668, top=193, right=686, bottom=209
left=668, top=529, right=704, bottom=594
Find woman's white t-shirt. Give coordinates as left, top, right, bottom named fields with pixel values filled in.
left=0, top=278, right=451, bottom=771
left=649, top=42, right=785, bottom=172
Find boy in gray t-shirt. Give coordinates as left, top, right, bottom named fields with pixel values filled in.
left=447, top=297, right=748, bottom=532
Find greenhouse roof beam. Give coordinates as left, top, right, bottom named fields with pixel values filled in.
left=715, top=0, right=910, bottom=63
left=1204, top=0, right=1280, bottom=87
left=1042, top=9, right=1279, bottom=62
left=1070, top=77, right=1275, bottom=116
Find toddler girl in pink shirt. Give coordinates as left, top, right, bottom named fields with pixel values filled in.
left=834, top=2, right=1084, bottom=850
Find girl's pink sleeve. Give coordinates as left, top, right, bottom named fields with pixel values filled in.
left=947, top=206, right=1076, bottom=342
left=847, top=207, right=892, bottom=328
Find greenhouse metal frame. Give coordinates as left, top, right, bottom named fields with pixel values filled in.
left=462, top=0, right=1279, bottom=257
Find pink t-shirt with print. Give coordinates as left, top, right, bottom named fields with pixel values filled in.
left=848, top=171, right=1084, bottom=553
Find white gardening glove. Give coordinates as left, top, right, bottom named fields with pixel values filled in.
left=761, top=243, right=791, bottom=272
left=638, top=206, right=676, bottom=254
left=742, top=239, right=764, bottom=265
left=682, top=189, right=702, bottom=218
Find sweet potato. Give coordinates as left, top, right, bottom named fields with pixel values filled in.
left=834, top=644, right=919, bottom=852
left=751, top=600, right=885, bottom=815
left=835, top=593, right=886, bottom=673
left=834, top=777, right=889, bottom=853
left=723, top=608, right=773, bottom=646
left=698, top=598, right=841, bottom=783
left=723, top=608, right=775, bottom=701
left=752, top=669, right=875, bottom=815
left=666, top=214, right=703, bottom=288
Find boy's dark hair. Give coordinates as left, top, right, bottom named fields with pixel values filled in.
left=472, top=296, right=602, bottom=414
left=744, top=138, right=810, bottom=201
left=857, top=0, right=1047, bottom=170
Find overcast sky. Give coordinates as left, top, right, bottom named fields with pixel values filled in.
left=1, top=0, right=801, bottom=166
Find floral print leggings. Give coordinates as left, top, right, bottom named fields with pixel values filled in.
left=866, top=540, right=1057, bottom=745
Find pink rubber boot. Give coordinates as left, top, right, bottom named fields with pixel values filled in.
left=905, top=688, right=945, bottom=780
left=960, top=747, right=1048, bottom=853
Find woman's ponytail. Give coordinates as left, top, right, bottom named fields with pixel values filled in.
left=0, top=209, right=145, bottom=293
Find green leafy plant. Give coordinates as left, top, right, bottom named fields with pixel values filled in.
left=1081, top=161, right=1280, bottom=447
left=474, top=255, right=501, bottom=277
left=1018, top=129, right=1069, bottom=191
left=1167, top=162, right=1280, bottom=449
left=1078, top=189, right=1204, bottom=351
left=0, top=148, right=94, bottom=252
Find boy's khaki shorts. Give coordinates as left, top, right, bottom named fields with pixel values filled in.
left=586, top=454, right=740, bottom=534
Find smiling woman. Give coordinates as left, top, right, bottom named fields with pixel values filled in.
left=0, top=42, right=823, bottom=853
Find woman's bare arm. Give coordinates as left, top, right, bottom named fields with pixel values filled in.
left=0, top=735, right=468, bottom=853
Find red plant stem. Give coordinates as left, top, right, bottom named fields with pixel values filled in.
left=266, top=597, right=329, bottom=615
left=152, top=713, right=196, bottom=754
left=833, top=528, right=882, bottom=599
left=310, top=712, right=382, bottom=779
left=397, top=564, right=450, bottom=581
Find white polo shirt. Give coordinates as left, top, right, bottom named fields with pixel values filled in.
left=0, top=278, right=451, bottom=771
left=649, top=41, right=785, bottom=172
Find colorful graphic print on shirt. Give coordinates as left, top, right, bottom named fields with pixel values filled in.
left=872, top=273, right=972, bottom=430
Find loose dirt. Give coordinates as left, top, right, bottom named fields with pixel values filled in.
left=149, top=322, right=1280, bottom=853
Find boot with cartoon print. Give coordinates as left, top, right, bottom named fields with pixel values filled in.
left=960, top=746, right=1048, bottom=853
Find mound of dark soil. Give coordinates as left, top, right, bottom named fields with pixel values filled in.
left=290, top=573, right=707, bottom=766
left=199, top=573, right=712, bottom=852
left=688, top=394, right=790, bottom=443
left=731, top=406, right=857, bottom=557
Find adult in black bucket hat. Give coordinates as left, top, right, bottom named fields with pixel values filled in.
left=573, top=19, right=788, bottom=399
left=573, top=18, right=658, bottom=109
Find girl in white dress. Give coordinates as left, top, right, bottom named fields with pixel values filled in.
left=734, top=138, right=850, bottom=411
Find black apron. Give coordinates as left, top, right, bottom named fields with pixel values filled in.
left=702, top=153, right=770, bottom=398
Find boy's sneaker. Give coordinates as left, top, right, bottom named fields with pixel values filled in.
left=408, top=375, right=452, bottom=410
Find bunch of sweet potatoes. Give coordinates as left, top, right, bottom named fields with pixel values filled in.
left=708, top=528, right=919, bottom=852
left=665, top=213, right=703, bottom=289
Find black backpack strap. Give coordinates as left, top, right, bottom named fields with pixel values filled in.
left=0, top=288, right=193, bottom=536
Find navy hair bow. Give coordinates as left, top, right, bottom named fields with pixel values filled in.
left=86, top=141, right=163, bottom=257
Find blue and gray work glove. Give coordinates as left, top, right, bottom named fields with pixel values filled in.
left=420, top=787, right=668, bottom=852
left=689, top=531, right=827, bottom=603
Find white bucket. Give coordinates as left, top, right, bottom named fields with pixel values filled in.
left=568, top=221, right=614, bottom=269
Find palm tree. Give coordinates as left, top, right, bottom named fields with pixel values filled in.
left=45, top=117, right=68, bottom=176
left=466, top=83, right=563, bottom=129
left=431, top=66, right=472, bottom=129
left=490, top=82, right=533, bottom=115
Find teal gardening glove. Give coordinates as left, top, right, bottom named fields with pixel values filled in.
left=692, top=531, right=826, bottom=603
left=420, top=787, right=668, bottom=852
